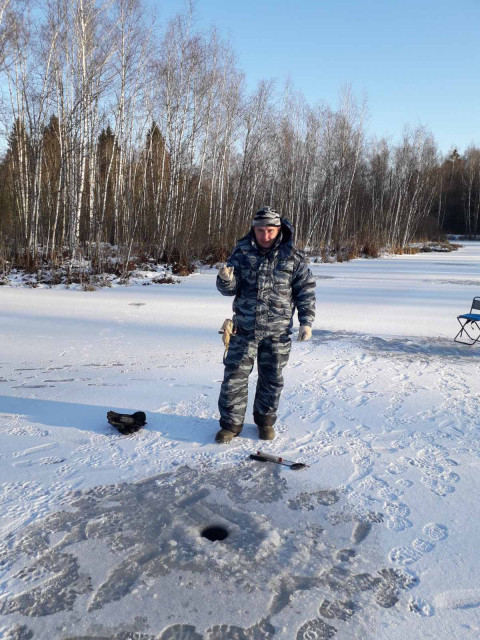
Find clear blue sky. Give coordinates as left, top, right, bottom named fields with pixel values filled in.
left=155, top=0, right=480, bottom=156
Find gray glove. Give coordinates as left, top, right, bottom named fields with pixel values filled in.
left=218, top=263, right=234, bottom=281
left=298, top=326, right=312, bottom=342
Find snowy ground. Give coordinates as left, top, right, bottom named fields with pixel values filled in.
left=1, top=243, right=480, bottom=639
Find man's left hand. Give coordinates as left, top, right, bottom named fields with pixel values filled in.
left=298, top=326, right=312, bottom=342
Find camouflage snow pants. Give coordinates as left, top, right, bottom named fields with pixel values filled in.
left=218, top=334, right=292, bottom=433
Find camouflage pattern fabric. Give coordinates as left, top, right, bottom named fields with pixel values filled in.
left=217, top=218, right=315, bottom=431
left=216, top=218, right=315, bottom=338
left=218, top=334, right=292, bottom=430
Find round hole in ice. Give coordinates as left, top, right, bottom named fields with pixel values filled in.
left=201, top=525, right=229, bottom=542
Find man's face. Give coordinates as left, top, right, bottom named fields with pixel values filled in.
left=254, top=225, right=280, bottom=249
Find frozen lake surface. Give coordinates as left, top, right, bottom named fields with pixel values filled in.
left=1, top=243, right=480, bottom=639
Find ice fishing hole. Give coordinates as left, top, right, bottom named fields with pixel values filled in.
left=201, top=526, right=229, bottom=542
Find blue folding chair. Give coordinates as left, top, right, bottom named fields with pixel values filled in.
left=454, top=296, right=480, bottom=345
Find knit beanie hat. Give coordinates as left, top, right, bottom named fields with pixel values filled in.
left=252, top=206, right=281, bottom=227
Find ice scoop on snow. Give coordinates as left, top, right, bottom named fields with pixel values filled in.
left=249, top=450, right=309, bottom=471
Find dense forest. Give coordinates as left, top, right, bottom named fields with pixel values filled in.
left=0, top=0, right=478, bottom=277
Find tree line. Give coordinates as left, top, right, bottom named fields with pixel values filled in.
left=0, top=0, right=478, bottom=275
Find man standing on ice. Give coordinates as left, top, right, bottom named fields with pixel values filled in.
left=215, top=206, right=316, bottom=443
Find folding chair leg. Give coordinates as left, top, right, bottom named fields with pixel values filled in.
left=454, top=319, right=480, bottom=345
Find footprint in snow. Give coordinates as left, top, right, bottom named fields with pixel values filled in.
left=422, top=522, right=448, bottom=541
left=351, top=521, right=372, bottom=544
left=386, top=517, right=411, bottom=532
left=385, top=501, right=410, bottom=518
left=412, top=538, right=435, bottom=553
left=296, top=618, right=337, bottom=640
left=408, top=597, right=435, bottom=616
left=389, top=523, right=448, bottom=567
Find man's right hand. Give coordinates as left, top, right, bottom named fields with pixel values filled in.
left=218, top=264, right=234, bottom=281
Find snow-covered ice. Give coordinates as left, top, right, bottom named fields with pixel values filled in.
left=1, top=243, right=480, bottom=639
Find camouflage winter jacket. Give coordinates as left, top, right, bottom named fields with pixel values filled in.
left=216, top=218, right=316, bottom=338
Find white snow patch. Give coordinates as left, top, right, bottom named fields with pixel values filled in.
left=433, top=590, right=480, bottom=610
left=2, top=241, right=480, bottom=638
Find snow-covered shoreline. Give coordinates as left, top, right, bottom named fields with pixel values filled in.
left=1, top=242, right=480, bottom=639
